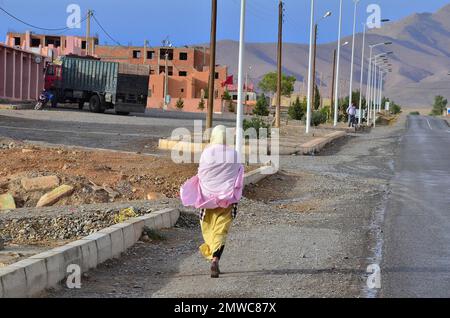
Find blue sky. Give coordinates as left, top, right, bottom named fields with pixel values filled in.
left=1, top=0, right=449, bottom=46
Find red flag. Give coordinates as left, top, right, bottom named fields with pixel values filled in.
left=221, top=75, right=233, bottom=87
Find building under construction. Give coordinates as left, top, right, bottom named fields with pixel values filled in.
left=5, top=31, right=229, bottom=113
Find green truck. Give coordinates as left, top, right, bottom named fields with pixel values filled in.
left=46, top=56, right=150, bottom=115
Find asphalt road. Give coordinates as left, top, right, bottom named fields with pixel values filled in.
left=381, top=115, right=450, bottom=297
left=0, top=108, right=234, bottom=153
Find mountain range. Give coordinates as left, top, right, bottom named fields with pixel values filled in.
left=213, top=3, right=450, bottom=108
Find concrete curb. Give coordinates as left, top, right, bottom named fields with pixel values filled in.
left=244, top=166, right=277, bottom=186
left=0, top=208, right=179, bottom=298
left=298, top=131, right=346, bottom=155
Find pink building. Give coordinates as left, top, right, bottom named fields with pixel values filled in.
left=5, top=31, right=98, bottom=58
left=0, top=43, right=46, bottom=101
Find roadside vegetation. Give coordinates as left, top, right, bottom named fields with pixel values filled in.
left=430, top=95, right=447, bottom=116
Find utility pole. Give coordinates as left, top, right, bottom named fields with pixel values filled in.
left=164, top=52, right=169, bottom=110
left=311, top=23, right=317, bottom=111
left=330, top=49, right=337, bottom=115
left=144, top=40, right=148, bottom=64
left=275, top=0, right=284, bottom=128
left=245, top=71, right=248, bottom=115
left=206, top=0, right=218, bottom=130
left=86, top=9, right=91, bottom=56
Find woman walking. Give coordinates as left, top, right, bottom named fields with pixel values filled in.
left=180, top=125, right=244, bottom=278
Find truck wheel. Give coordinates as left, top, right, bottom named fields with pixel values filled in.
left=78, top=100, right=85, bottom=110
left=116, top=111, right=130, bottom=116
left=89, top=95, right=104, bottom=113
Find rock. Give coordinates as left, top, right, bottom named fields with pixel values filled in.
left=21, top=175, right=60, bottom=191
left=0, top=193, right=16, bottom=210
left=36, top=185, right=74, bottom=207
left=21, top=148, right=33, bottom=153
left=146, top=192, right=166, bottom=201
left=140, top=235, right=150, bottom=242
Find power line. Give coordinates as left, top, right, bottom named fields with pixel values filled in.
left=0, top=5, right=87, bottom=31
left=91, top=12, right=123, bottom=46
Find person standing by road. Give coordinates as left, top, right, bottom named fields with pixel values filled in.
left=180, top=125, right=244, bottom=278
left=347, top=102, right=357, bottom=127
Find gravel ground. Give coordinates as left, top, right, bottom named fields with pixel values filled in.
left=44, top=118, right=404, bottom=298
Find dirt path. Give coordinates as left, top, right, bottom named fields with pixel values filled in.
left=45, top=119, right=404, bottom=298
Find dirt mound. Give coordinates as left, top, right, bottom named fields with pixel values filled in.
left=0, top=141, right=198, bottom=209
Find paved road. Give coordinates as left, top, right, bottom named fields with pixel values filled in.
left=381, top=116, right=450, bottom=297
left=0, top=108, right=234, bottom=153
left=46, top=117, right=402, bottom=298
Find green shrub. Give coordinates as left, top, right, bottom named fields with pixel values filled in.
left=243, top=117, right=270, bottom=138
left=253, top=94, right=270, bottom=116
left=391, top=103, right=402, bottom=115
left=431, top=95, right=447, bottom=116
left=288, top=97, right=306, bottom=120
left=409, top=111, right=420, bottom=116
left=198, top=98, right=205, bottom=111
left=311, top=110, right=327, bottom=126
left=175, top=97, right=184, bottom=110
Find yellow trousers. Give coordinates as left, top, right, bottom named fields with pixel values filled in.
left=199, top=206, right=233, bottom=261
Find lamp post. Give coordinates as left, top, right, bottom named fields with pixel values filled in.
left=333, top=0, right=343, bottom=127
left=357, top=23, right=366, bottom=125
left=306, top=0, right=315, bottom=134
left=348, top=0, right=360, bottom=113
left=366, top=42, right=392, bottom=124
left=371, top=53, right=391, bottom=126
left=235, top=0, right=246, bottom=160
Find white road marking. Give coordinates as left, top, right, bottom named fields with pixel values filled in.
left=426, top=119, right=433, bottom=130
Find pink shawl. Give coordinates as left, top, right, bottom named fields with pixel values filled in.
left=180, top=144, right=244, bottom=209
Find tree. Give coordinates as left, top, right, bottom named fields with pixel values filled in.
left=258, top=72, right=296, bottom=97
left=314, top=84, right=321, bottom=110
left=222, top=90, right=232, bottom=101
left=198, top=97, right=205, bottom=111
left=253, top=94, right=270, bottom=116
left=175, top=97, right=184, bottom=110
left=431, top=95, right=447, bottom=116
left=288, top=96, right=306, bottom=120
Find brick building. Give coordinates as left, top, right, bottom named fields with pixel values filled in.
left=5, top=31, right=229, bottom=113
left=94, top=45, right=228, bottom=113
left=6, top=31, right=98, bottom=59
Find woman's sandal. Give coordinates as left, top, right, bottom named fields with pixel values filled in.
left=211, top=261, right=220, bottom=278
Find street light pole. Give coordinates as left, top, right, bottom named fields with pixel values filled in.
left=235, top=0, right=246, bottom=160
left=333, top=0, right=343, bottom=127
left=348, top=0, right=359, bottom=111
left=306, top=0, right=315, bottom=134
left=358, top=23, right=366, bottom=125
left=372, top=60, right=378, bottom=127
left=366, top=46, right=374, bottom=124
